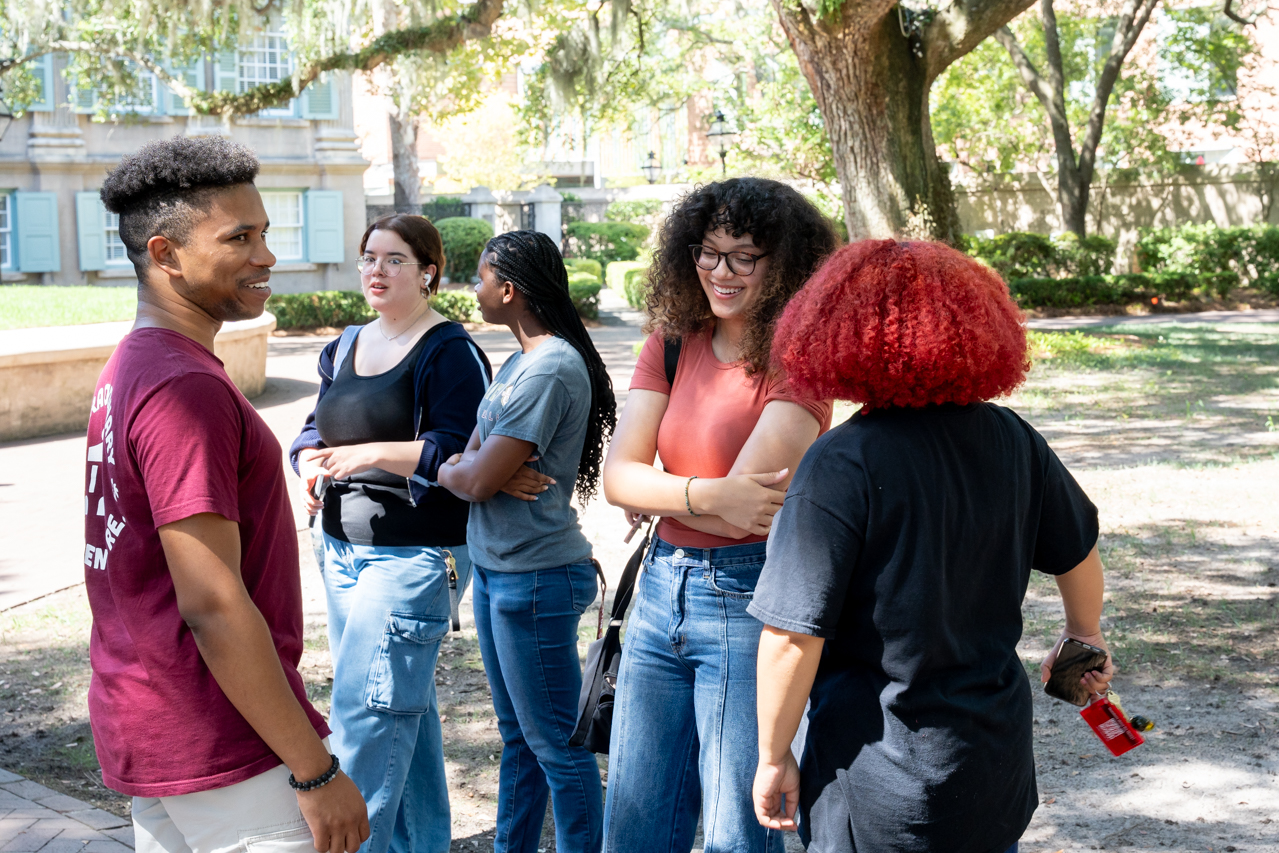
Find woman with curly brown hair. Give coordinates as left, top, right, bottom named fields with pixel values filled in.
left=601, top=178, right=839, bottom=853
left=750, top=240, right=1113, bottom=853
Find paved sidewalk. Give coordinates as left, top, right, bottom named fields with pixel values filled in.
left=0, top=768, right=132, bottom=852
left=1027, top=306, right=1279, bottom=329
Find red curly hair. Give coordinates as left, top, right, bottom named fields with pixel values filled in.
left=773, top=240, right=1028, bottom=409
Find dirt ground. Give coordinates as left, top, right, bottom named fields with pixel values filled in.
left=2, top=321, right=1277, bottom=852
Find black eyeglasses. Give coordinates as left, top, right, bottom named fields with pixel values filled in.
left=689, top=245, right=769, bottom=276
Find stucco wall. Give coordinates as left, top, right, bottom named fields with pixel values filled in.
left=0, top=313, right=275, bottom=441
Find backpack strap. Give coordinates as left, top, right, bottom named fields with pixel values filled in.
left=333, top=324, right=362, bottom=374
left=663, top=335, right=682, bottom=388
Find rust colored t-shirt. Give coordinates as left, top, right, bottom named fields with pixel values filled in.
left=629, top=328, right=833, bottom=548
left=84, top=328, right=329, bottom=797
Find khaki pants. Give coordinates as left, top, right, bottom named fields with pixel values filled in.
left=132, top=762, right=316, bottom=853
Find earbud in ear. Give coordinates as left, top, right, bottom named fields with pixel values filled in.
left=424, top=274, right=432, bottom=286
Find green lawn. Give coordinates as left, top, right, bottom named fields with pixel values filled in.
left=0, top=285, right=137, bottom=330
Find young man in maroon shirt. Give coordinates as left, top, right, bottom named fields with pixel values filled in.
left=84, top=136, right=368, bottom=853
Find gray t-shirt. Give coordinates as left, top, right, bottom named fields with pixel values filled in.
left=466, top=336, right=593, bottom=572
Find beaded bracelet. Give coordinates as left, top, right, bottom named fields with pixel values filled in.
left=289, top=754, right=340, bottom=792
left=684, top=475, right=701, bottom=517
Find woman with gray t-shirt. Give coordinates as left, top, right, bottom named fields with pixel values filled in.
left=438, top=230, right=616, bottom=853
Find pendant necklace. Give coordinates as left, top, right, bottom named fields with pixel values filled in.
left=378, top=310, right=425, bottom=342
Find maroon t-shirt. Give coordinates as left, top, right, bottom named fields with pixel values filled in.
left=83, top=328, right=328, bottom=797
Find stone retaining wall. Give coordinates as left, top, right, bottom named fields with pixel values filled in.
left=0, top=313, right=275, bottom=442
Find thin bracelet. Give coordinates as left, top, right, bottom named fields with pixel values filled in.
left=684, top=475, right=701, bottom=517
left=289, top=754, right=340, bottom=791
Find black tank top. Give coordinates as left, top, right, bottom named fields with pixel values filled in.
left=315, top=326, right=439, bottom=546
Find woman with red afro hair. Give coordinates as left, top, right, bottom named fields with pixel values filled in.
left=747, top=240, right=1116, bottom=853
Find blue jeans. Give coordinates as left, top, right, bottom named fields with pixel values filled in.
left=472, top=562, right=603, bottom=853
left=603, top=539, right=782, bottom=853
left=322, top=534, right=472, bottom=853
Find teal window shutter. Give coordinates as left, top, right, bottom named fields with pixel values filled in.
left=71, top=83, right=98, bottom=114
left=167, top=60, right=205, bottom=115
left=76, top=192, right=107, bottom=271
left=301, top=74, right=337, bottom=120
left=304, top=191, right=345, bottom=263
left=29, top=54, right=56, bottom=112
left=216, top=52, right=239, bottom=92
left=15, top=192, right=61, bottom=273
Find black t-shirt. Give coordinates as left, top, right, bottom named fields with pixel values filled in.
left=748, top=403, right=1098, bottom=853
left=316, top=328, right=467, bottom=546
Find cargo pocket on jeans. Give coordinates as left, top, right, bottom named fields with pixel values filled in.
left=365, top=613, right=448, bottom=714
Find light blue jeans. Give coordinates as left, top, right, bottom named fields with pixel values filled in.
left=472, top=561, right=603, bottom=853
left=603, top=539, right=783, bottom=853
left=322, top=533, right=472, bottom=853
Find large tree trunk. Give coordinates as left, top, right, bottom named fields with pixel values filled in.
left=773, top=0, right=1036, bottom=242
left=389, top=110, right=422, bottom=213
left=777, top=7, right=958, bottom=241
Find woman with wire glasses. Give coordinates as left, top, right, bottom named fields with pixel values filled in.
left=289, top=214, right=491, bottom=853
left=600, top=179, right=839, bottom=853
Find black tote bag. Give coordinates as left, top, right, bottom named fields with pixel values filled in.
left=569, top=521, right=651, bottom=753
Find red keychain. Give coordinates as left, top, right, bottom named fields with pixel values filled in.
left=1080, top=690, right=1145, bottom=756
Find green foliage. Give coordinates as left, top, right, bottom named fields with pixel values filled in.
left=435, top=217, right=494, bottom=282
left=1054, top=233, right=1118, bottom=278
left=267, top=292, right=376, bottom=330
left=267, top=289, right=477, bottom=328
left=1007, top=271, right=1228, bottom=308
left=931, top=7, right=1269, bottom=184
left=1, top=0, right=510, bottom=118
left=622, top=267, right=649, bottom=309
left=965, top=231, right=1116, bottom=280
left=0, top=286, right=136, bottom=330
left=564, top=258, right=604, bottom=280
left=431, top=290, right=479, bottom=323
left=1137, top=224, right=1279, bottom=296
left=606, top=260, right=648, bottom=308
left=565, top=222, right=650, bottom=265
left=605, top=200, right=661, bottom=222
left=568, top=281, right=602, bottom=320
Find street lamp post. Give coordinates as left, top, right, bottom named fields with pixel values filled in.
left=642, top=150, right=661, bottom=184
left=706, top=110, right=737, bottom=177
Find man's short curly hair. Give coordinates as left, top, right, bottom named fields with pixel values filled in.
left=772, top=239, right=1029, bottom=410
left=643, top=178, right=839, bottom=375
left=100, top=135, right=260, bottom=272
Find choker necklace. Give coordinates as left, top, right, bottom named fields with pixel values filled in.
left=378, top=311, right=426, bottom=342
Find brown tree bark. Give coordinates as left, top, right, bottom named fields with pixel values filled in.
left=389, top=110, right=423, bottom=213
left=771, top=0, right=1036, bottom=242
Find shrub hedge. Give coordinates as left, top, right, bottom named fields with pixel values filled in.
left=267, top=290, right=479, bottom=329
left=606, top=261, right=648, bottom=308
left=1136, top=224, right=1279, bottom=296
left=565, top=222, right=650, bottom=265
left=605, top=199, right=662, bottom=222
left=1007, top=271, right=1234, bottom=309
left=564, top=258, right=604, bottom=280
left=267, top=291, right=375, bottom=329
left=569, top=281, right=602, bottom=320
left=435, top=217, right=494, bottom=282
left=431, top=290, right=479, bottom=323
left=962, top=231, right=1118, bottom=280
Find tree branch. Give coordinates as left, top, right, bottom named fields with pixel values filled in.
left=1077, top=0, right=1159, bottom=183
left=923, top=0, right=1037, bottom=80
left=992, top=26, right=1053, bottom=106
left=1, top=0, right=505, bottom=116
left=1221, top=0, right=1266, bottom=25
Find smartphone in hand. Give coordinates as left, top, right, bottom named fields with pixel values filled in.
left=1044, top=638, right=1109, bottom=706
